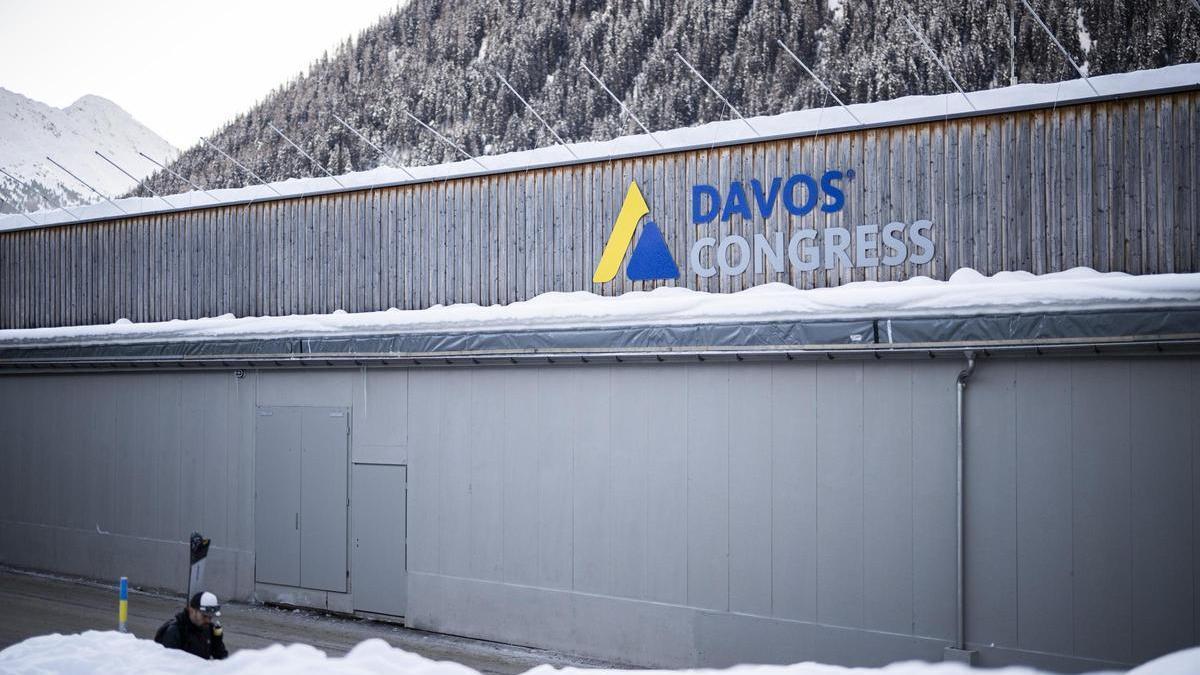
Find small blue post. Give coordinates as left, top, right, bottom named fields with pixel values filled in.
left=118, top=577, right=128, bottom=633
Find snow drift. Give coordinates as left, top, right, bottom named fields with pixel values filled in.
left=1, top=268, right=1198, bottom=347
left=2, top=631, right=1198, bottom=675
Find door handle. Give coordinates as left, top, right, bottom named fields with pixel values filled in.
left=295, top=513, right=299, bottom=530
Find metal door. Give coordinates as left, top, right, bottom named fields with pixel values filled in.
left=351, top=464, right=408, bottom=616
left=254, top=407, right=301, bottom=586
left=299, top=408, right=350, bottom=592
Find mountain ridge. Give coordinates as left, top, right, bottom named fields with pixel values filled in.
left=0, top=87, right=177, bottom=214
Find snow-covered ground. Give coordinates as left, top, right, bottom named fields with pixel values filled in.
left=1, top=62, right=1196, bottom=232
left=0, top=268, right=1198, bottom=347
left=1, top=631, right=1197, bottom=675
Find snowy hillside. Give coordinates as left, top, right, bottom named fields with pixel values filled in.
left=0, top=88, right=177, bottom=214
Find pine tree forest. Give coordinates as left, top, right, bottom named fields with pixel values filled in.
left=135, top=0, right=1200, bottom=196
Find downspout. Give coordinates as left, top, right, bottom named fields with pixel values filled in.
left=949, top=351, right=977, bottom=662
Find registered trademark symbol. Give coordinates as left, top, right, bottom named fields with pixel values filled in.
left=846, top=169, right=856, bottom=180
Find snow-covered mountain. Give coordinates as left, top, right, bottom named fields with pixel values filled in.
left=0, top=88, right=177, bottom=214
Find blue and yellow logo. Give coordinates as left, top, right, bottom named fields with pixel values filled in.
left=592, top=181, right=680, bottom=283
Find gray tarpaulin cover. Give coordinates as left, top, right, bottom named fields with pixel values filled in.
left=1, top=307, right=1198, bottom=365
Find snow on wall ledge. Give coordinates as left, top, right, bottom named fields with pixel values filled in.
left=1, top=268, right=1198, bottom=346
left=1, top=631, right=1198, bottom=675
left=2, top=63, right=1198, bottom=233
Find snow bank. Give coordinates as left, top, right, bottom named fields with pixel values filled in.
left=2, top=631, right=1198, bottom=675
left=2, top=62, right=1197, bottom=232
left=1, top=268, right=1198, bottom=347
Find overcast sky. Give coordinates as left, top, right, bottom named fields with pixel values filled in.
left=0, top=0, right=402, bottom=150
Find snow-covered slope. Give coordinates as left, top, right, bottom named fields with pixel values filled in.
left=0, top=88, right=177, bottom=213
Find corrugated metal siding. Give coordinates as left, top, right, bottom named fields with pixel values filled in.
left=2, top=92, right=1198, bottom=329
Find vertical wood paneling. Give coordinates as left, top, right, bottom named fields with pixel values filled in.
left=2, top=92, right=1198, bottom=328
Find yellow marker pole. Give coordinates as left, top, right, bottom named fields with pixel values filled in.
left=118, top=577, right=128, bottom=633
left=592, top=181, right=649, bottom=283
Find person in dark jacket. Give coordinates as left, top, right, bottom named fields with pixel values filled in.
left=154, top=591, right=228, bottom=660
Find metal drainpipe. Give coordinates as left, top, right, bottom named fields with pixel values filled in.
left=954, top=351, right=977, bottom=654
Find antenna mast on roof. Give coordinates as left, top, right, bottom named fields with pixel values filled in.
left=136, top=151, right=222, bottom=203
left=580, top=62, right=664, bottom=148
left=199, top=137, right=285, bottom=197
left=401, top=110, right=490, bottom=172
left=674, top=51, right=760, bottom=136
left=45, top=156, right=128, bottom=215
left=488, top=67, right=581, bottom=160
left=900, top=16, right=977, bottom=111
left=330, top=112, right=416, bottom=180
left=0, top=167, right=81, bottom=220
left=267, top=122, right=346, bottom=188
left=0, top=197, right=41, bottom=227
left=94, top=151, right=175, bottom=210
left=776, top=39, right=863, bottom=125
left=1018, top=0, right=1100, bottom=95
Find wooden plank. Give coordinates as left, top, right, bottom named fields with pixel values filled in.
left=986, top=116, right=1002, bottom=273
left=1047, top=111, right=1061, bottom=273
left=1158, top=98, right=1174, bottom=273
left=1078, top=107, right=1094, bottom=269
left=1061, top=108, right=1078, bottom=270
left=957, top=122, right=973, bottom=274
left=1143, top=98, right=1160, bottom=274
left=1126, top=101, right=1143, bottom=274
left=1030, top=112, right=1047, bottom=274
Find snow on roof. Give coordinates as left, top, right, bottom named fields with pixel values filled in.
left=2, top=268, right=1198, bottom=347
left=1, top=630, right=1197, bottom=674
left=2, top=63, right=1198, bottom=233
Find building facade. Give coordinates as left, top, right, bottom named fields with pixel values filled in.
left=1, top=70, right=1199, bottom=672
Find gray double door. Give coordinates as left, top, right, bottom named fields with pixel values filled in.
left=254, top=405, right=408, bottom=617
left=255, top=406, right=349, bottom=592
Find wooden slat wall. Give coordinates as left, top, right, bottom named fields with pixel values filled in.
left=2, top=92, right=1198, bottom=329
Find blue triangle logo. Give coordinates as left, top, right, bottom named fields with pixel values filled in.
left=626, top=221, right=680, bottom=281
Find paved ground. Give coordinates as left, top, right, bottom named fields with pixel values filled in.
left=0, top=567, right=624, bottom=673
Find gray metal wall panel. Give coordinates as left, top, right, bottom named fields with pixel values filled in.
left=1194, top=359, right=1200, bottom=651
left=910, top=362, right=958, bottom=641
left=685, top=365, right=730, bottom=611
left=769, top=362, right=818, bottom=623
left=535, top=368, right=576, bottom=592
left=0, top=371, right=256, bottom=598
left=863, top=362, right=914, bottom=635
left=438, top=370, right=472, bottom=579
left=1129, top=361, right=1194, bottom=662
left=4, top=92, right=1199, bottom=329
left=572, top=367, right=612, bottom=595
left=610, top=368, right=650, bottom=600
left=1014, top=361, right=1074, bottom=655
left=727, top=365, right=772, bottom=616
left=500, top=369, right=539, bottom=587
left=350, top=368, right=409, bottom=465
left=1071, top=361, right=1134, bottom=663
left=405, top=369, right=440, bottom=576
left=643, top=366, right=688, bottom=606
left=965, top=360, right=1019, bottom=648
left=815, top=362, right=865, bottom=628
left=2, top=357, right=1198, bottom=671
left=469, top=369, right=504, bottom=582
